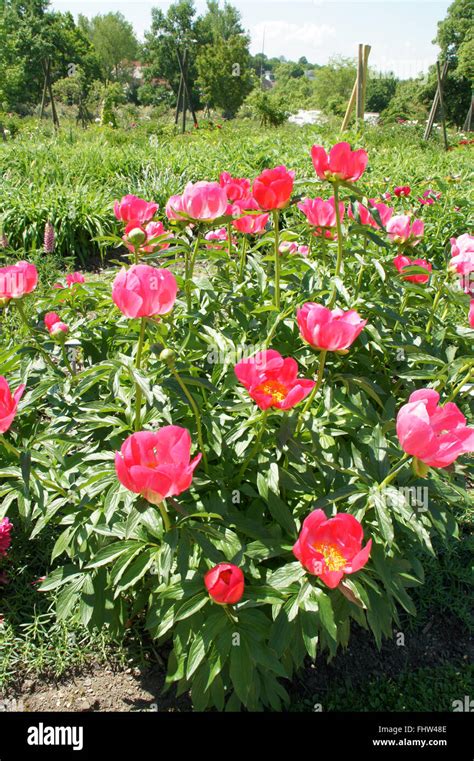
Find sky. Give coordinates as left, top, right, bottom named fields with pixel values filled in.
left=50, top=0, right=451, bottom=79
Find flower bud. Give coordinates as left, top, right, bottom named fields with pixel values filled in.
left=160, top=348, right=176, bottom=366
left=126, top=227, right=147, bottom=247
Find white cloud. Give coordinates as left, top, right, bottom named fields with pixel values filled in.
left=250, top=21, right=336, bottom=50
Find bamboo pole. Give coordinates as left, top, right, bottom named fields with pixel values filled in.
left=361, top=44, right=371, bottom=120
left=177, top=48, right=198, bottom=126
left=181, top=49, right=187, bottom=134
left=436, top=61, right=449, bottom=151
left=356, top=44, right=364, bottom=126
left=341, top=78, right=357, bottom=131
left=423, top=59, right=448, bottom=140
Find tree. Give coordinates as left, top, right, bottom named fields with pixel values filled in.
left=143, top=0, right=198, bottom=105
left=78, top=13, right=138, bottom=82
left=194, top=0, right=244, bottom=43
left=0, top=1, right=100, bottom=112
left=366, top=72, right=398, bottom=113
left=144, top=0, right=251, bottom=115
left=428, top=0, right=473, bottom=125
left=312, top=57, right=357, bottom=115
left=197, top=34, right=254, bottom=117
left=380, top=79, right=428, bottom=122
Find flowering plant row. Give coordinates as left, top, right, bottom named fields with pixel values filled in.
left=0, top=141, right=473, bottom=711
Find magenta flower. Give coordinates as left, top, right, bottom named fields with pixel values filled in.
left=0, top=518, right=13, bottom=557
left=311, top=142, right=368, bottom=183
left=386, top=215, right=424, bottom=246
left=297, top=303, right=367, bottom=352
left=234, top=349, right=315, bottom=411
left=114, top=195, right=158, bottom=226
left=396, top=389, right=474, bottom=468
left=393, top=254, right=432, bottom=284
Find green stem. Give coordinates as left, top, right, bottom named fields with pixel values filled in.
left=134, top=317, right=147, bottom=432
left=426, top=275, right=445, bottom=337
left=355, top=262, right=365, bottom=297
left=378, top=453, right=410, bottom=490
left=158, top=500, right=172, bottom=532
left=222, top=604, right=237, bottom=621
left=328, top=184, right=344, bottom=308
left=447, top=367, right=474, bottom=403
left=15, top=300, right=62, bottom=375
left=171, top=366, right=209, bottom=474
left=227, top=220, right=233, bottom=263
left=238, top=235, right=248, bottom=280
left=393, top=290, right=409, bottom=334
left=295, top=350, right=328, bottom=435
left=186, top=232, right=200, bottom=311
left=61, top=343, right=75, bottom=376
left=237, top=409, right=269, bottom=481
left=0, top=435, right=20, bottom=458
left=272, top=209, right=281, bottom=310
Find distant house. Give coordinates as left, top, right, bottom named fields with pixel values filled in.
left=130, top=61, right=145, bottom=80
left=261, top=71, right=275, bottom=91
left=127, top=62, right=170, bottom=89
left=304, top=70, right=316, bottom=80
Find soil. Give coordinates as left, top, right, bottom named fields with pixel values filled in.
left=1, top=612, right=471, bottom=712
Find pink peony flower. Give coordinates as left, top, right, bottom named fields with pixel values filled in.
left=0, top=377, right=25, bottom=434
left=0, top=518, right=13, bottom=557
left=469, top=300, right=474, bottom=328
left=204, top=563, right=245, bottom=605
left=65, top=272, right=85, bottom=287
left=252, top=166, right=295, bottom=210
left=219, top=172, right=251, bottom=202
left=393, top=254, right=432, bottom=284
left=114, top=195, right=158, bottom=226
left=165, top=194, right=187, bottom=222
left=297, top=303, right=367, bottom=352
left=44, top=312, right=69, bottom=337
left=298, top=197, right=344, bottom=235
left=176, top=181, right=228, bottom=222
left=394, top=186, right=411, bottom=197
left=396, top=389, right=474, bottom=468
left=449, top=234, right=474, bottom=275
left=386, top=215, right=424, bottom=246
left=311, top=142, right=368, bottom=183
left=123, top=221, right=172, bottom=254
left=115, top=427, right=201, bottom=505
left=232, top=211, right=269, bottom=234
left=293, top=509, right=372, bottom=589
left=112, top=264, right=177, bottom=319
left=234, top=349, right=315, bottom=410
left=0, top=261, right=38, bottom=302
left=418, top=189, right=442, bottom=206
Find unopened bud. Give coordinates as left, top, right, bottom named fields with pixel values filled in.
left=126, top=227, right=147, bottom=246
left=160, top=348, right=176, bottom=366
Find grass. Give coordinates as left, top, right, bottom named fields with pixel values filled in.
left=0, top=116, right=472, bottom=264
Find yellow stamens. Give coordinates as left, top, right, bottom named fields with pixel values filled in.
left=255, top=379, right=288, bottom=403
left=313, top=543, right=346, bottom=572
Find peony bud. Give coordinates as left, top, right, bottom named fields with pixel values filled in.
left=126, top=227, right=147, bottom=247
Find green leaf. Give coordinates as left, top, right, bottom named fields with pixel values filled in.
left=175, top=593, right=209, bottom=622
left=86, top=540, right=144, bottom=569
left=114, top=548, right=156, bottom=594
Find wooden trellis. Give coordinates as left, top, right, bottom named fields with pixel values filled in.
left=174, top=48, right=198, bottom=133
left=39, top=57, right=60, bottom=130
left=341, top=44, right=371, bottom=131
left=423, top=59, right=448, bottom=147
